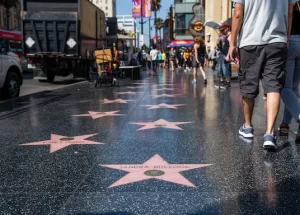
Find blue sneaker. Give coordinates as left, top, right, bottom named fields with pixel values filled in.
left=192, top=80, right=197, bottom=84
left=263, top=134, right=277, bottom=150
left=239, top=124, right=254, bottom=139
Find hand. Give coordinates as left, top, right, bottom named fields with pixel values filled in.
left=229, top=45, right=239, bottom=62
left=196, top=59, right=199, bottom=64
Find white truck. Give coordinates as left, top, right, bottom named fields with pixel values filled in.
left=0, top=47, right=23, bottom=99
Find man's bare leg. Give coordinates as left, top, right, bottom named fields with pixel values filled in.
left=266, top=92, right=281, bottom=134
left=243, top=97, right=255, bottom=128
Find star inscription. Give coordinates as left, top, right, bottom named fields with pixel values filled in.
left=100, top=154, right=213, bottom=188
left=142, top=103, right=186, bottom=109
left=115, top=91, right=140, bottom=95
left=102, top=99, right=135, bottom=104
left=130, top=118, right=193, bottom=131
left=73, top=111, right=125, bottom=119
left=20, top=134, right=103, bottom=153
left=152, top=94, right=182, bottom=98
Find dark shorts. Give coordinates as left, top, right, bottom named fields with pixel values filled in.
left=192, top=56, right=205, bottom=68
left=239, top=43, right=287, bottom=98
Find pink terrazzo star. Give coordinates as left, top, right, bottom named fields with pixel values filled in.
left=115, top=91, right=141, bottom=95
left=130, top=118, right=193, bottom=131
left=156, top=88, right=176, bottom=91
left=100, top=154, right=213, bottom=188
left=152, top=94, right=182, bottom=98
left=20, top=134, right=103, bottom=153
left=102, top=99, right=135, bottom=104
left=127, top=86, right=144, bottom=89
left=73, top=111, right=125, bottom=119
left=142, top=103, right=186, bottom=109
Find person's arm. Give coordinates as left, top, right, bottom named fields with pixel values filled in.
left=229, top=2, right=244, bottom=61
left=288, top=3, right=295, bottom=46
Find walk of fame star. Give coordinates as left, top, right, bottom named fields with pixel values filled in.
left=130, top=118, right=193, bottom=131
left=156, top=88, right=176, bottom=91
left=102, top=99, right=135, bottom=104
left=152, top=94, right=182, bottom=98
left=115, top=91, right=140, bottom=95
left=73, top=111, right=125, bottom=119
left=20, top=134, right=103, bottom=153
left=126, top=86, right=144, bottom=89
left=142, top=103, right=186, bottom=109
left=100, top=154, right=213, bottom=188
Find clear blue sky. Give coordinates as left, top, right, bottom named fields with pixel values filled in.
left=117, top=0, right=173, bottom=38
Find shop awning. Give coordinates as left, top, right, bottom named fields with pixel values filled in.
left=167, top=40, right=194, bottom=48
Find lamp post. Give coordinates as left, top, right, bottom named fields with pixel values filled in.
left=139, top=0, right=147, bottom=35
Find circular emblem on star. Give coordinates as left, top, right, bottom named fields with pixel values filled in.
left=144, top=170, right=165, bottom=177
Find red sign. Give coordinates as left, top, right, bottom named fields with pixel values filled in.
left=0, top=30, right=22, bottom=41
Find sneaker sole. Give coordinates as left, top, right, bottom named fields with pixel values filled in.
left=263, top=141, right=277, bottom=149
left=239, top=130, right=254, bottom=139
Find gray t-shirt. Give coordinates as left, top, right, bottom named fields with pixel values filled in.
left=232, top=0, right=298, bottom=48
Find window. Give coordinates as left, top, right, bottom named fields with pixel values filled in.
left=106, top=13, right=108, bottom=16
left=175, top=13, right=193, bottom=36
left=106, top=6, right=108, bottom=10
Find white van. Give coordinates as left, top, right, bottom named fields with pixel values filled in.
left=0, top=41, right=23, bottom=99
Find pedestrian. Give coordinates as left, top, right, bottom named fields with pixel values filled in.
left=142, top=50, right=147, bottom=68
left=161, top=51, right=166, bottom=68
left=279, top=2, right=300, bottom=142
left=169, top=48, right=176, bottom=72
left=210, top=46, right=218, bottom=70
left=157, top=50, right=163, bottom=68
left=183, top=48, right=192, bottom=72
left=146, top=51, right=152, bottom=72
left=192, top=36, right=207, bottom=84
left=215, top=23, right=232, bottom=89
left=150, top=46, right=158, bottom=75
left=229, top=0, right=297, bottom=149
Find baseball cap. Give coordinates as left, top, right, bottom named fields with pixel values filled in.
left=219, top=23, right=230, bottom=31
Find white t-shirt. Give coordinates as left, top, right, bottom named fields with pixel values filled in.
left=150, top=49, right=158, bottom=61
left=232, top=0, right=298, bottom=48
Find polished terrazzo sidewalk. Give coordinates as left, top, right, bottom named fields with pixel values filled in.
left=0, top=68, right=299, bottom=214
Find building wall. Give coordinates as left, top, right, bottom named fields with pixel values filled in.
left=205, top=0, right=232, bottom=51
left=0, top=0, right=21, bottom=31
left=91, top=0, right=116, bottom=17
left=117, top=15, right=137, bottom=47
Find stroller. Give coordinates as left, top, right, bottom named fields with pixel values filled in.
left=94, top=48, right=120, bottom=88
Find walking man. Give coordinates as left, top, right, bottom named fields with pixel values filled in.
left=229, top=0, right=297, bottom=149
left=150, top=46, right=158, bottom=75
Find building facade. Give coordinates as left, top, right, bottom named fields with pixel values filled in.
left=174, top=0, right=205, bottom=41
left=91, top=0, right=116, bottom=17
left=117, top=15, right=137, bottom=47
left=205, top=0, right=232, bottom=51
left=0, top=0, right=21, bottom=31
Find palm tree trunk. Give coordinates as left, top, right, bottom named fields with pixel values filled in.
left=155, top=11, right=158, bottom=44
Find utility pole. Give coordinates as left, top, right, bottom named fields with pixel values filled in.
left=149, top=17, right=151, bottom=48
left=139, top=0, right=147, bottom=36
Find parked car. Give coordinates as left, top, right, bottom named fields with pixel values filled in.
left=0, top=44, right=23, bottom=99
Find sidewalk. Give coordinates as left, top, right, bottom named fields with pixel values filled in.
left=0, top=68, right=299, bottom=214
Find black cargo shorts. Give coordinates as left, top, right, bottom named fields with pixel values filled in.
left=238, top=43, right=287, bottom=98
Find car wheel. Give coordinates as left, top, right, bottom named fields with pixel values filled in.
left=1, top=72, right=21, bottom=99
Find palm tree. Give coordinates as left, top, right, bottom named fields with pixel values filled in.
left=0, top=0, right=18, bottom=30
left=155, top=18, right=163, bottom=41
left=151, top=0, right=161, bottom=42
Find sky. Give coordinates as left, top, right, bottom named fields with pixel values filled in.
left=116, top=0, right=173, bottom=44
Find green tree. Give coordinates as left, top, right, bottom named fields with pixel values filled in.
left=151, top=0, right=161, bottom=41
left=155, top=18, right=164, bottom=45
left=0, top=0, right=18, bottom=30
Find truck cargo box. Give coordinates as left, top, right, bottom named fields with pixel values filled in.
left=21, top=0, right=106, bottom=59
